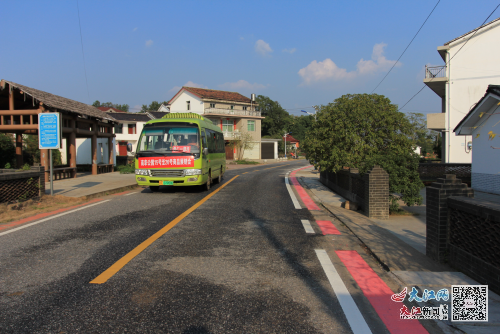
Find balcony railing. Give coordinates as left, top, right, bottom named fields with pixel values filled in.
left=204, top=108, right=261, bottom=117
left=222, top=130, right=241, bottom=140
left=425, top=65, right=447, bottom=79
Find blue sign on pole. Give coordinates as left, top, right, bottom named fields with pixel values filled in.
left=38, top=112, right=61, bottom=149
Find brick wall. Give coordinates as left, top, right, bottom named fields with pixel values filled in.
left=426, top=174, right=474, bottom=263
left=320, top=165, right=389, bottom=219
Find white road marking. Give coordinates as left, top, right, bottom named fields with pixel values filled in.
left=285, top=172, right=301, bottom=209
left=315, top=249, right=372, bottom=334
left=124, top=192, right=139, bottom=196
left=0, top=200, right=111, bottom=237
left=301, top=219, right=315, bottom=234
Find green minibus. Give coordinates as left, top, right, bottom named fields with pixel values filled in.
left=134, top=113, right=226, bottom=191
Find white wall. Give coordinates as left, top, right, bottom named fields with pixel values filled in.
left=445, top=21, right=500, bottom=163
left=470, top=104, right=500, bottom=175
left=75, top=138, right=111, bottom=164
left=169, top=91, right=204, bottom=114
left=115, top=121, right=145, bottom=155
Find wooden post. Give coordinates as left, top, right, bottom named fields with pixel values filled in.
left=40, top=149, right=49, bottom=181
left=15, top=132, right=23, bottom=168
left=69, top=119, right=77, bottom=178
left=108, top=136, right=114, bottom=165
left=9, top=84, right=14, bottom=110
left=91, top=133, right=97, bottom=175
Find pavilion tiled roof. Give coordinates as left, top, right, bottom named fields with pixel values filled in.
left=180, top=87, right=252, bottom=103
left=1, top=79, right=116, bottom=122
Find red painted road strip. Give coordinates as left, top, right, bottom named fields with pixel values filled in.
left=316, top=220, right=341, bottom=235
left=0, top=199, right=103, bottom=231
left=336, top=250, right=428, bottom=334
left=290, top=166, right=320, bottom=211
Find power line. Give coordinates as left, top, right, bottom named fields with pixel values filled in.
left=398, top=3, right=500, bottom=111
left=76, top=0, right=90, bottom=103
left=371, top=0, right=441, bottom=94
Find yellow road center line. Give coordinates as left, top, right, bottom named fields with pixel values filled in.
left=90, top=175, right=240, bottom=284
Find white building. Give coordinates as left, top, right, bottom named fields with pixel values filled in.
left=167, top=87, right=264, bottom=160
left=424, top=17, right=500, bottom=163
left=454, top=85, right=500, bottom=195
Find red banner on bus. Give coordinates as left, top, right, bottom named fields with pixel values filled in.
left=138, top=156, right=194, bottom=168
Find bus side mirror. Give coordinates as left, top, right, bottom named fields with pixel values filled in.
left=203, top=148, right=208, bottom=156
left=127, top=143, right=133, bottom=152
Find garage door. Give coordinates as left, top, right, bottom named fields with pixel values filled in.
left=261, top=143, right=274, bottom=159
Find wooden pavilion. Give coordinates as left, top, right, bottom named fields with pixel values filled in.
left=0, top=79, right=117, bottom=180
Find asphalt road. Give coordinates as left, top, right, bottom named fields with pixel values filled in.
left=0, top=161, right=401, bottom=333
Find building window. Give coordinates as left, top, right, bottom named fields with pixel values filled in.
left=210, top=103, right=216, bottom=108
left=247, top=120, right=255, bottom=132
left=115, top=123, right=123, bottom=134
left=222, top=119, right=234, bottom=132
left=128, top=123, right=136, bottom=134
left=243, top=106, right=247, bottom=111
left=230, top=105, right=234, bottom=110
left=187, top=101, right=190, bottom=111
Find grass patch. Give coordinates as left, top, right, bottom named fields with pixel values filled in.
left=236, top=160, right=260, bottom=165
left=389, top=209, right=419, bottom=216
left=0, top=195, right=87, bottom=225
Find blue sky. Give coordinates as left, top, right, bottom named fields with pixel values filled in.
left=1, top=0, right=499, bottom=116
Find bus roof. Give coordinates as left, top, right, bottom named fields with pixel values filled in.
left=145, top=112, right=221, bottom=132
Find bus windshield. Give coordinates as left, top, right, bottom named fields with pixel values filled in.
left=137, top=124, right=200, bottom=155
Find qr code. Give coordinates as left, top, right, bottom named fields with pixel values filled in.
left=451, top=285, right=488, bottom=321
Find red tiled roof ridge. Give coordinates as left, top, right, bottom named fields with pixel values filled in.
left=181, top=86, right=252, bottom=103
left=97, top=106, right=126, bottom=113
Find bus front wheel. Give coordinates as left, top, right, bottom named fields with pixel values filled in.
left=150, top=186, right=160, bottom=192
left=205, top=172, right=211, bottom=191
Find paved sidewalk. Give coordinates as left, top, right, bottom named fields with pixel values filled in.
left=295, top=166, right=500, bottom=334
left=45, top=172, right=138, bottom=198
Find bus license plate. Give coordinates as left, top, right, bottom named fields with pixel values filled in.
left=161, top=181, right=173, bottom=185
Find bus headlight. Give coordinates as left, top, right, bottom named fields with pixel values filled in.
left=184, top=169, right=202, bottom=176
left=135, top=169, right=150, bottom=176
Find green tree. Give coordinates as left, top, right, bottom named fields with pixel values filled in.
left=0, top=133, right=15, bottom=168
left=141, top=101, right=167, bottom=113
left=303, top=93, right=423, bottom=210
left=92, top=100, right=129, bottom=112
left=405, top=112, right=439, bottom=156
left=289, top=114, right=314, bottom=142
left=228, top=132, right=255, bottom=160
left=256, top=95, right=292, bottom=137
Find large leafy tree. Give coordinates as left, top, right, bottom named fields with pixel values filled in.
left=405, top=112, right=439, bottom=156
left=303, top=93, right=423, bottom=209
left=140, top=101, right=167, bottom=113
left=289, top=114, right=314, bottom=142
left=256, top=95, right=292, bottom=137
left=0, top=133, right=15, bottom=168
left=92, top=100, right=129, bottom=112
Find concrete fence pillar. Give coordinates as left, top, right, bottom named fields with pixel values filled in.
left=31, top=165, right=45, bottom=197
left=426, top=174, right=474, bottom=263
left=363, top=165, right=389, bottom=219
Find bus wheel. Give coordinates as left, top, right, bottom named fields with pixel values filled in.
left=150, top=186, right=160, bottom=192
left=205, top=172, right=211, bottom=191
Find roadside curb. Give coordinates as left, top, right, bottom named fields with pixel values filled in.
left=80, top=184, right=144, bottom=200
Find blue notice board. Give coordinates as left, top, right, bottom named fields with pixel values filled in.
left=38, top=112, right=61, bottom=149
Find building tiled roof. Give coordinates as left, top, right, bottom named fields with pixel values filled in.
left=283, top=135, right=299, bottom=142
left=444, top=17, right=500, bottom=46
left=454, top=84, right=500, bottom=133
left=180, top=87, right=252, bottom=103
left=107, top=112, right=151, bottom=122
left=147, top=111, right=169, bottom=119
left=97, top=106, right=126, bottom=113
left=1, top=79, right=116, bottom=122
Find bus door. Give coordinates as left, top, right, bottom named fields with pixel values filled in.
left=201, top=129, right=208, bottom=173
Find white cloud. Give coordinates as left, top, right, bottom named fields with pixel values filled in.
left=298, top=43, right=400, bottom=85
left=133, top=27, right=138, bottom=32
left=145, top=40, right=153, bottom=47
left=168, top=81, right=208, bottom=94
left=283, top=48, right=296, bottom=54
left=255, top=39, right=273, bottom=56
left=240, top=36, right=245, bottom=40
left=218, top=80, right=267, bottom=91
